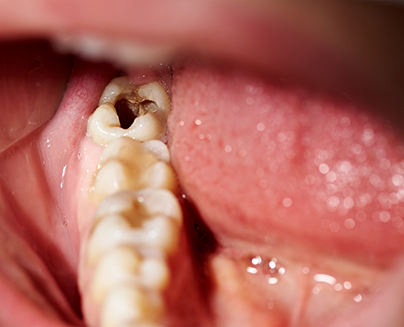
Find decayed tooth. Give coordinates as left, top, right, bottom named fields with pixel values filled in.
left=87, top=76, right=170, bottom=145
left=100, top=286, right=164, bottom=327
left=89, top=137, right=176, bottom=203
left=95, top=189, right=182, bottom=226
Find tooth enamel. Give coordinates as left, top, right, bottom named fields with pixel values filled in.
left=95, top=189, right=182, bottom=226
left=91, top=248, right=170, bottom=304
left=87, top=77, right=170, bottom=145
left=87, top=214, right=132, bottom=266
left=89, top=138, right=176, bottom=203
left=91, top=246, right=142, bottom=303
left=88, top=212, right=180, bottom=266
left=87, top=188, right=182, bottom=266
left=100, top=286, right=164, bottom=327
left=138, top=257, right=170, bottom=290
left=141, top=140, right=171, bottom=163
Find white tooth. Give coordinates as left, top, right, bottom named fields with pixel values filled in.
left=87, top=103, right=123, bottom=145
left=87, top=214, right=132, bottom=266
left=138, top=215, right=180, bottom=254
left=89, top=138, right=177, bottom=203
left=88, top=213, right=180, bottom=265
left=91, top=247, right=170, bottom=303
left=142, top=161, right=177, bottom=192
left=95, top=189, right=182, bottom=226
left=90, top=159, right=132, bottom=201
left=53, top=34, right=174, bottom=66
left=119, top=215, right=180, bottom=254
left=87, top=77, right=170, bottom=145
left=139, top=257, right=170, bottom=290
left=142, top=140, right=171, bottom=163
left=91, top=246, right=141, bottom=303
left=100, top=286, right=163, bottom=327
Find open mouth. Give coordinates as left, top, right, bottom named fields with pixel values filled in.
left=0, top=1, right=404, bottom=327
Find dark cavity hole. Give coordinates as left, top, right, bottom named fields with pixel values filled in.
left=115, top=99, right=139, bottom=129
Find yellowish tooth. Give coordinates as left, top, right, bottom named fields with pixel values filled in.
left=100, top=286, right=164, bottom=327
left=91, top=246, right=142, bottom=303
left=142, top=161, right=177, bottom=192
left=87, top=212, right=180, bottom=266
left=139, top=257, right=170, bottom=290
left=95, top=189, right=182, bottom=226
left=91, top=247, right=170, bottom=304
left=91, top=159, right=132, bottom=198
left=89, top=138, right=177, bottom=204
left=141, top=140, right=171, bottom=163
left=88, top=103, right=163, bottom=145
left=139, top=215, right=180, bottom=254
left=87, top=77, right=170, bottom=145
left=87, top=214, right=131, bottom=266
left=99, top=76, right=140, bottom=105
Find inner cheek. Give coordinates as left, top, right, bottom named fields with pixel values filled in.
left=0, top=41, right=73, bottom=152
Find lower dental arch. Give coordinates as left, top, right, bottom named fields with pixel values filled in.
left=82, top=76, right=180, bottom=327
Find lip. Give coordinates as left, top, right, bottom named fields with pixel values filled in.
left=0, top=1, right=403, bottom=126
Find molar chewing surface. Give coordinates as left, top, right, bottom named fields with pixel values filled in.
left=81, top=78, right=180, bottom=327
left=88, top=76, right=170, bottom=146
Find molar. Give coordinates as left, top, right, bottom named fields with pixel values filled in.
left=89, top=137, right=177, bottom=204
left=87, top=188, right=182, bottom=266
left=90, top=246, right=169, bottom=304
left=87, top=76, right=170, bottom=145
left=94, top=189, right=182, bottom=226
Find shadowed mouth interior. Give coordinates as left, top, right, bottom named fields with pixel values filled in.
left=0, top=13, right=404, bottom=326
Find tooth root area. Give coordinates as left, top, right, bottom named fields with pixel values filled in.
left=88, top=76, right=170, bottom=145
left=89, top=138, right=177, bottom=204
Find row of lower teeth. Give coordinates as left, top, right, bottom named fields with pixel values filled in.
left=82, top=76, right=180, bottom=327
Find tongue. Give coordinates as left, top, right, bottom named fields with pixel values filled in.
left=168, top=58, right=404, bottom=266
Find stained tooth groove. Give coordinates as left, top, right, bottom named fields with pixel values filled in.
left=89, top=137, right=177, bottom=204
left=88, top=76, right=170, bottom=146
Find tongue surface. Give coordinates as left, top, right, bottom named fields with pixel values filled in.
left=168, top=59, right=404, bottom=266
